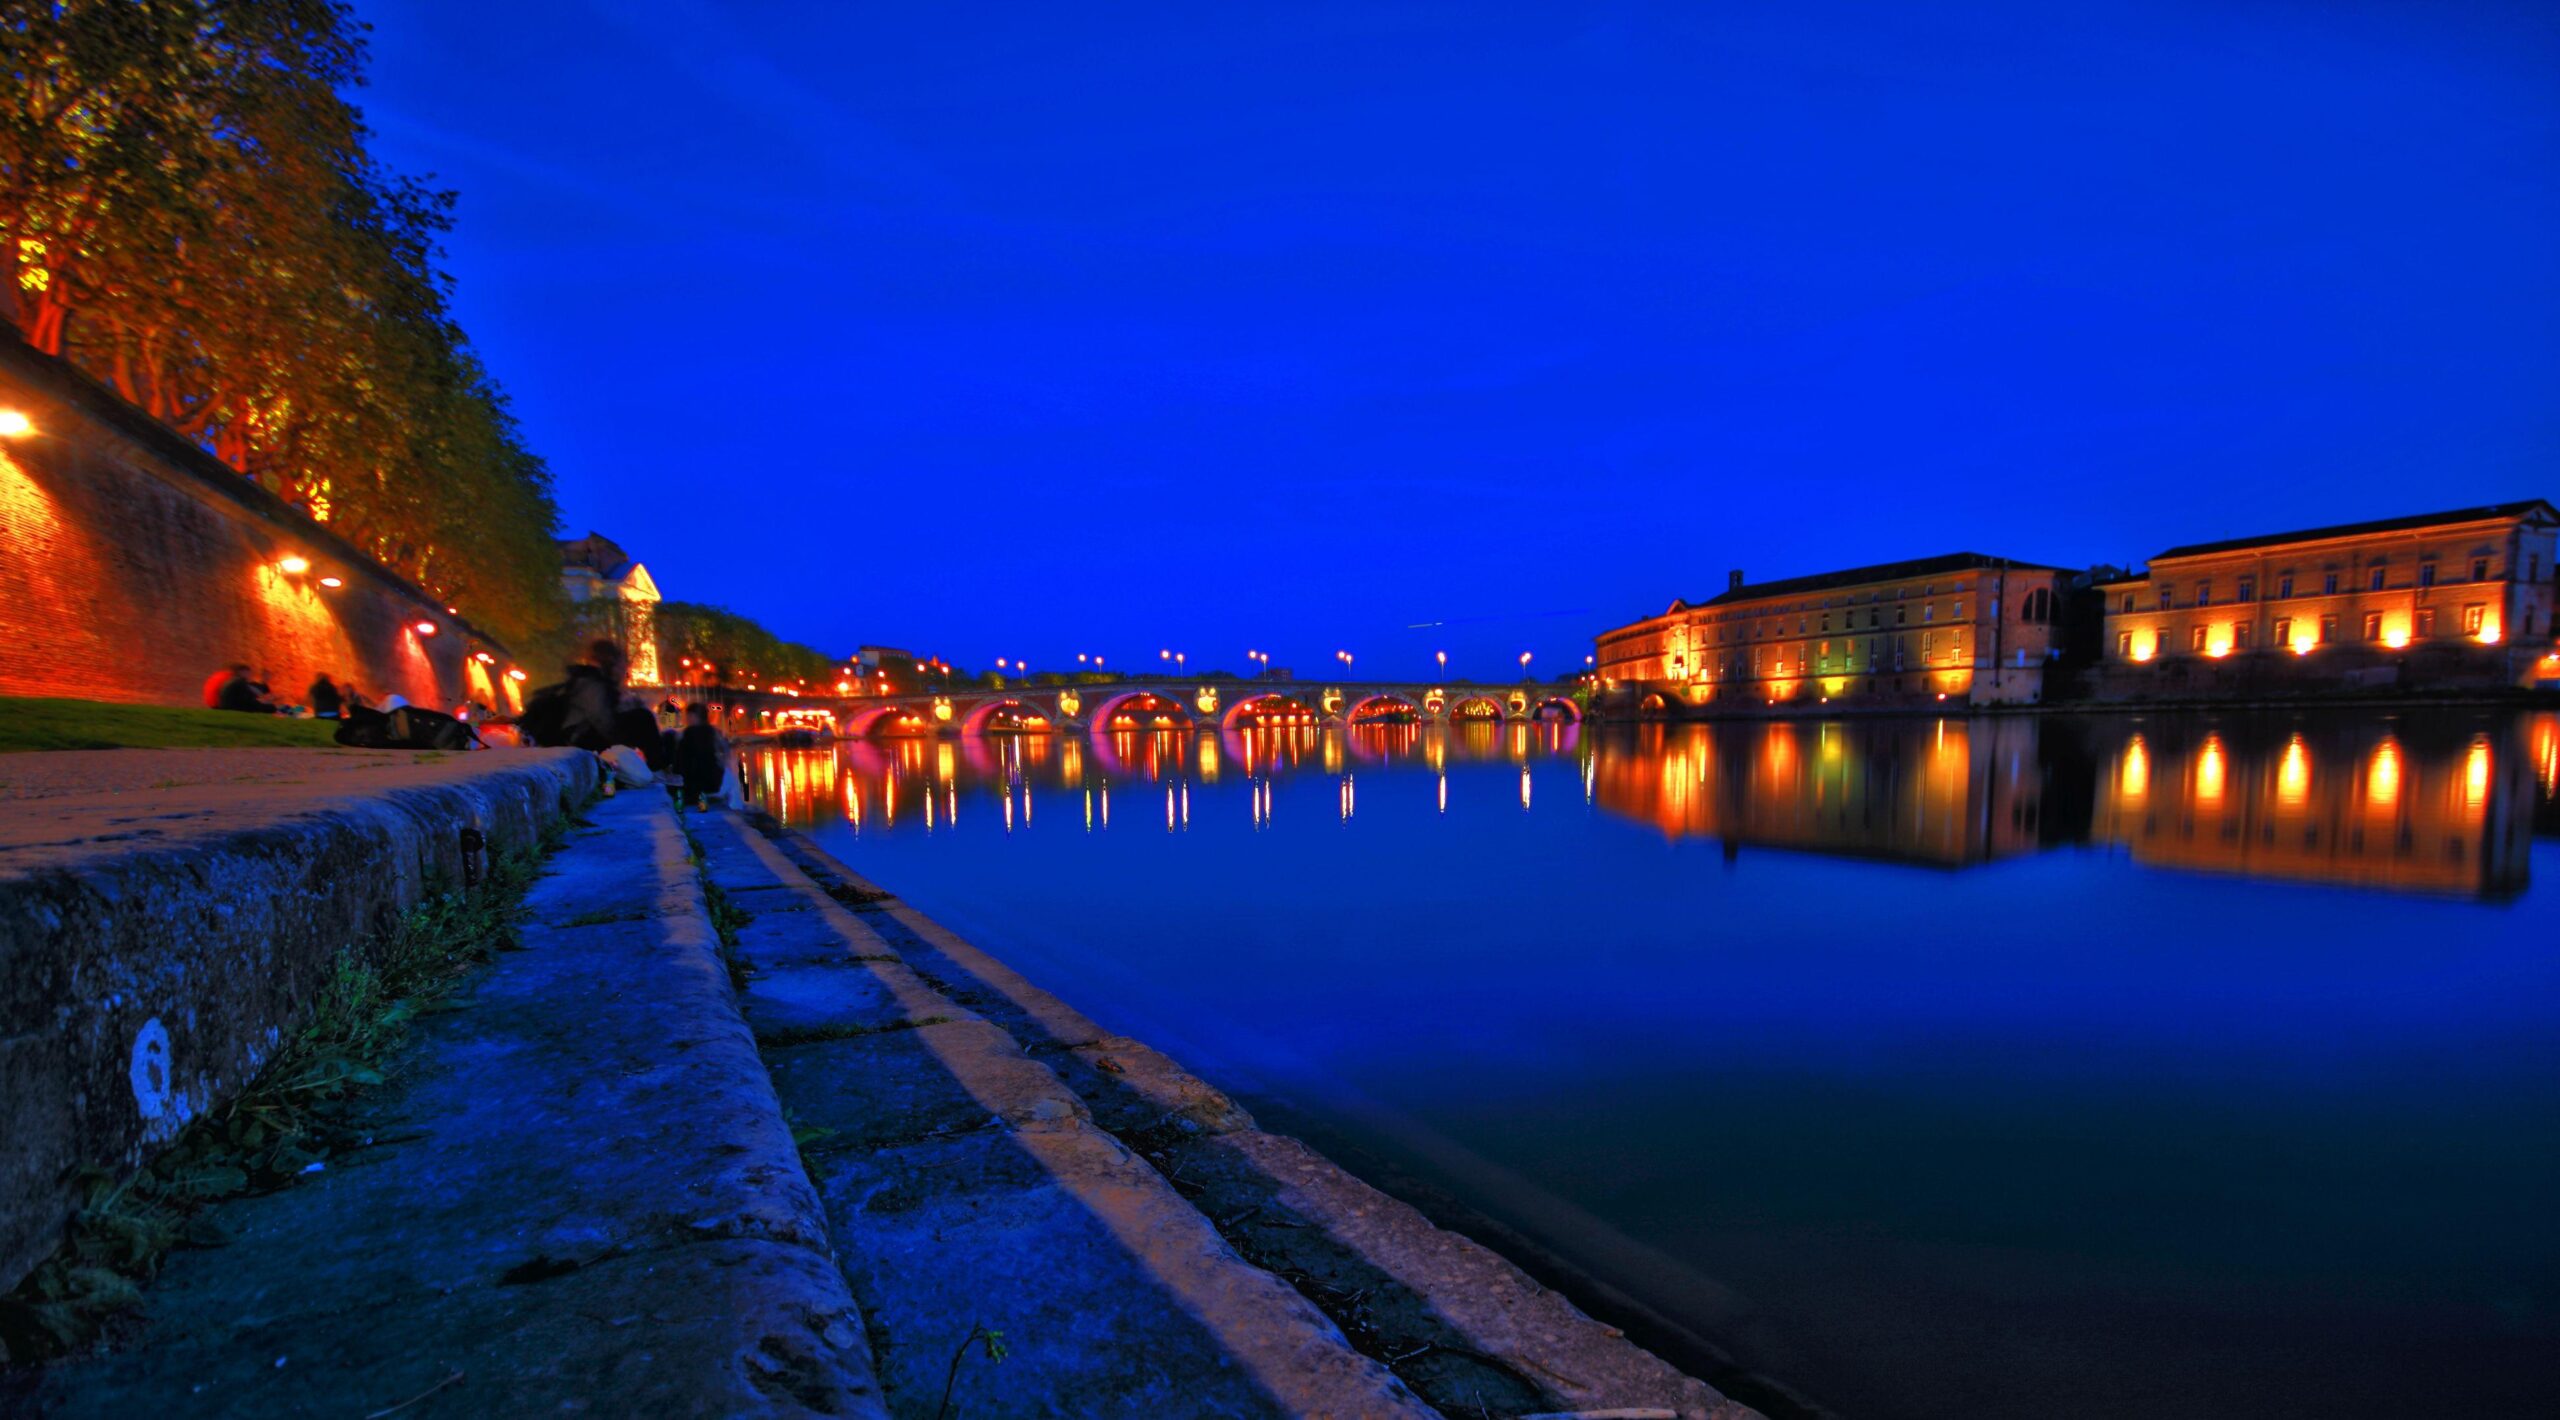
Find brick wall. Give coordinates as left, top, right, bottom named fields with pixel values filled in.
left=0, top=339, right=518, bottom=712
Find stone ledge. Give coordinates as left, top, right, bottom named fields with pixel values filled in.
left=0, top=748, right=599, bottom=1293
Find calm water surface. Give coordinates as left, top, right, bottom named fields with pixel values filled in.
left=745, top=711, right=2560, bottom=1420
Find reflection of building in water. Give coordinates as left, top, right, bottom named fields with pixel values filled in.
left=2090, top=719, right=2532, bottom=898
left=1589, top=719, right=2050, bottom=866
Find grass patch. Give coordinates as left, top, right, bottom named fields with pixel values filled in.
left=0, top=697, right=342, bottom=754
left=0, top=816, right=572, bottom=1364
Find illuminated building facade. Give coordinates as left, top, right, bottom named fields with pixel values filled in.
left=559, top=531, right=662, bottom=686
left=2098, top=501, right=2560, bottom=695
left=1593, top=553, right=2073, bottom=716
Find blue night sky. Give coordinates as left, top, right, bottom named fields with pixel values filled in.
left=353, top=1, right=2559, bottom=680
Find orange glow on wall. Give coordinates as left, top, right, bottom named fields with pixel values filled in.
left=2463, top=737, right=2492, bottom=814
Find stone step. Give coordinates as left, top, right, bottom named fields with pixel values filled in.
left=685, top=811, right=1437, bottom=1420
left=753, top=820, right=1761, bottom=1420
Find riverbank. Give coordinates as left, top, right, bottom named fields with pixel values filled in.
left=5, top=747, right=1759, bottom=1416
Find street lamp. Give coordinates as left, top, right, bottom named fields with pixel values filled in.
left=0, top=410, right=32, bottom=438
left=1519, top=651, right=1533, bottom=679
left=1435, top=650, right=1447, bottom=674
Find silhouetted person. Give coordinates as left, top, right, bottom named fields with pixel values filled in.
left=213, top=665, right=275, bottom=714
left=308, top=674, right=344, bottom=718
left=520, top=639, right=666, bottom=764
left=673, top=702, right=727, bottom=810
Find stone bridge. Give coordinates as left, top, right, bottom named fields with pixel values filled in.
left=667, top=680, right=1585, bottom=737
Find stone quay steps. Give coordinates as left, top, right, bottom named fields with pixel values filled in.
left=689, top=812, right=1433, bottom=1420
left=21, top=787, right=886, bottom=1419
left=693, top=811, right=1757, bottom=1420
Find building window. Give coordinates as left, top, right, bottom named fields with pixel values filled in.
left=1953, top=601, right=1965, bottom=619
left=2416, top=608, right=2437, bottom=638
left=2474, top=557, right=2490, bottom=580
left=1896, top=607, right=1908, bottom=625
left=2233, top=623, right=2253, bottom=650
left=2116, top=631, right=2132, bottom=657
left=1922, top=631, right=1936, bottom=659
left=1820, top=614, right=1830, bottom=632
left=2463, top=604, right=2485, bottom=634
left=2190, top=626, right=2208, bottom=652
left=2323, top=573, right=2339, bottom=595
left=1869, top=609, right=1880, bottom=627
left=2531, top=554, right=2541, bottom=581
left=2237, top=576, right=2255, bottom=603
left=1923, top=604, right=1934, bottom=622
left=2364, top=612, right=2384, bottom=641
left=2278, top=574, right=2294, bottom=598
left=2273, top=616, right=2292, bottom=645
left=2196, top=581, right=2212, bottom=607
left=2418, top=563, right=2436, bottom=588
left=2319, top=614, right=2338, bottom=644
left=2369, top=567, right=2386, bottom=592
left=2158, top=586, right=2174, bottom=610
left=2119, top=592, right=2134, bottom=614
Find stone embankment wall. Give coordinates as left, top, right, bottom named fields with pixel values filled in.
left=0, top=749, right=599, bottom=1293
left=0, top=337, right=515, bottom=712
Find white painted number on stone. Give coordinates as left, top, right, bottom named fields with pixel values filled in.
left=130, top=1017, right=173, bottom=1120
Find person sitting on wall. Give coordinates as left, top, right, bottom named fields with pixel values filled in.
left=517, top=640, right=667, bottom=763
left=308, top=673, right=345, bottom=719
left=212, top=664, right=276, bottom=714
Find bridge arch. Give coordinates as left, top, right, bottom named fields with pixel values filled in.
left=962, top=698, right=1054, bottom=735
left=1224, top=692, right=1322, bottom=730
left=1448, top=694, right=1506, bottom=722
left=843, top=703, right=935, bottom=738
left=1638, top=691, right=1676, bottom=719
left=1345, top=693, right=1424, bottom=724
left=1531, top=696, right=1582, bottom=723
left=1090, top=689, right=1195, bottom=732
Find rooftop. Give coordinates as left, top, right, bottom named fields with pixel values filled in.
left=2154, top=500, right=2559, bottom=561
left=1700, top=552, right=2064, bottom=608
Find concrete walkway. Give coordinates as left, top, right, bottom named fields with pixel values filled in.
left=20, top=788, right=885, bottom=1418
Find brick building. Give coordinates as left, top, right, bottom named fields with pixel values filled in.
left=1593, top=553, right=2074, bottom=716
left=2096, top=501, right=2560, bottom=696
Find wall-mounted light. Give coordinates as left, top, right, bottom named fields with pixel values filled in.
left=318, top=575, right=343, bottom=588
left=0, top=410, right=32, bottom=438
left=505, top=668, right=528, bottom=682
left=276, top=555, right=310, bottom=575
left=414, top=620, right=439, bottom=636
left=472, top=651, right=496, bottom=665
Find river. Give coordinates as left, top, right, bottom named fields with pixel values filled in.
left=741, top=709, right=2558, bottom=1420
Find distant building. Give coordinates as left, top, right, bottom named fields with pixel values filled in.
left=1594, top=553, right=2074, bottom=716
left=2097, top=501, right=2560, bottom=696
left=559, top=531, right=662, bottom=686
left=855, top=645, right=924, bottom=695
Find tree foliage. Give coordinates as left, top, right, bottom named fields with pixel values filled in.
left=0, top=0, right=566, bottom=650
left=654, top=601, right=838, bottom=689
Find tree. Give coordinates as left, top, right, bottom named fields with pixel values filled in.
left=0, top=1, right=567, bottom=651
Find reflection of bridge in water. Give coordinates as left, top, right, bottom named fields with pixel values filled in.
left=740, top=712, right=2560, bottom=900
left=684, top=680, right=1583, bottom=737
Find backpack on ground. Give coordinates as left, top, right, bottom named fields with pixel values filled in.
left=332, top=704, right=480, bottom=751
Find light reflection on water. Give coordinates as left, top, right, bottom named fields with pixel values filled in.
left=744, top=711, right=2560, bottom=1420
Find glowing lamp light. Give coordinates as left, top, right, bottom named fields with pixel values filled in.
left=0, top=410, right=32, bottom=437
left=414, top=620, right=439, bottom=636
left=505, top=668, right=528, bottom=682
left=2382, top=628, right=2410, bottom=650
left=276, top=555, right=310, bottom=575
left=472, top=651, right=496, bottom=665
left=318, top=575, right=344, bottom=588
